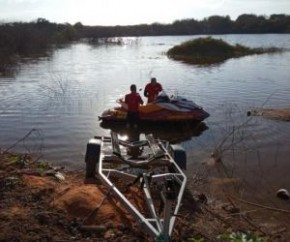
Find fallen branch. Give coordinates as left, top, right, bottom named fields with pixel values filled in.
left=232, top=197, right=290, bottom=214
left=240, top=213, right=268, bottom=235
left=203, top=206, right=231, bottom=226
left=4, top=129, right=37, bottom=153
left=79, top=225, right=107, bottom=233
left=225, top=208, right=266, bottom=218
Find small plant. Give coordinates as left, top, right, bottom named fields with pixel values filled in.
left=187, top=237, right=205, bottom=242
left=218, top=231, right=267, bottom=242
left=35, top=159, right=49, bottom=170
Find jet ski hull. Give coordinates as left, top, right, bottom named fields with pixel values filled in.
left=99, top=94, right=210, bottom=123
left=99, top=105, right=209, bottom=123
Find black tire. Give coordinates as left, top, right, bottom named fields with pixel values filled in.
left=85, top=138, right=101, bottom=178
left=170, top=144, right=187, bottom=170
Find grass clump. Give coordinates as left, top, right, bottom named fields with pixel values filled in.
left=167, top=37, right=282, bottom=65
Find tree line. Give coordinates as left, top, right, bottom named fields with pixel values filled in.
left=1, top=14, right=290, bottom=73
left=0, top=18, right=77, bottom=73
left=80, top=14, right=290, bottom=38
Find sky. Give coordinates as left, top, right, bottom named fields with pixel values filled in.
left=0, top=0, right=290, bottom=26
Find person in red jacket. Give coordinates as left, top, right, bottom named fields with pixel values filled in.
left=144, top=77, right=163, bottom=103
left=123, top=84, right=144, bottom=127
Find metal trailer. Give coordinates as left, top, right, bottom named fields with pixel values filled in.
left=85, top=132, right=187, bottom=241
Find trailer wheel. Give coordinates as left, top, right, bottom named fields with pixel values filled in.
left=85, top=138, right=101, bottom=178
left=170, top=144, right=187, bottom=170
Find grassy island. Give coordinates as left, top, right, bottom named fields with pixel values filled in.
left=167, top=37, right=282, bottom=65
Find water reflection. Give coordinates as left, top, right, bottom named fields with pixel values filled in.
left=0, top=48, right=55, bottom=78
left=100, top=121, right=208, bottom=143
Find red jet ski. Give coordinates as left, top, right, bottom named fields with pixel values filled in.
left=99, top=92, right=210, bottom=123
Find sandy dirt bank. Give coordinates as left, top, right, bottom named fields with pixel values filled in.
left=1, top=151, right=289, bottom=241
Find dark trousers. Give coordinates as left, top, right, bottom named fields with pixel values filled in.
left=127, top=111, right=140, bottom=126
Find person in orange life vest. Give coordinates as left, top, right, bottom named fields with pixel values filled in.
left=123, top=84, right=144, bottom=127
left=144, top=77, right=163, bottom=103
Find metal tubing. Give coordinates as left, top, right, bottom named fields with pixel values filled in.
left=96, top=134, right=187, bottom=241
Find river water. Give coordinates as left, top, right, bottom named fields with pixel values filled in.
left=1, top=35, right=290, bottom=195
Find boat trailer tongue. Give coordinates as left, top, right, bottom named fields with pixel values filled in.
left=85, top=132, right=187, bottom=241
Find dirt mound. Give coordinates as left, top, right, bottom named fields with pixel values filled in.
left=23, top=174, right=55, bottom=188
left=21, top=173, right=140, bottom=227
left=53, top=184, right=135, bottom=225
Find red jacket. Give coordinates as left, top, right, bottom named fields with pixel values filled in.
left=125, top=92, right=143, bottom=112
left=144, top=83, right=162, bottom=103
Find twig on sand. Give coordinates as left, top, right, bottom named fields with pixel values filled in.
left=203, top=206, right=232, bottom=226
left=233, top=197, right=290, bottom=214
left=240, top=213, right=268, bottom=236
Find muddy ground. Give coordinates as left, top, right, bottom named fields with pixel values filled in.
left=1, top=150, right=289, bottom=242
left=248, top=108, right=290, bottom=122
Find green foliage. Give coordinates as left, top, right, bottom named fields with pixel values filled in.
left=218, top=231, right=268, bottom=242
left=36, top=160, right=49, bottom=170
left=168, top=37, right=233, bottom=56
left=2, top=154, right=20, bottom=165
left=167, top=37, right=283, bottom=65
left=187, top=237, right=205, bottom=242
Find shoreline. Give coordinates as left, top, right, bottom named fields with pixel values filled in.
left=1, top=150, right=289, bottom=241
